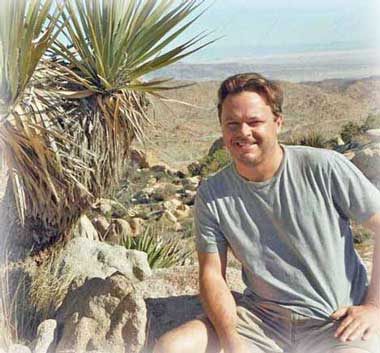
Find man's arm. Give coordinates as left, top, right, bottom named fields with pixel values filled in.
left=331, top=212, right=380, bottom=342
left=198, top=251, right=250, bottom=353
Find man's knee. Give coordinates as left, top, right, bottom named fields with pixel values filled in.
left=153, top=319, right=220, bottom=353
left=153, top=330, right=183, bottom=353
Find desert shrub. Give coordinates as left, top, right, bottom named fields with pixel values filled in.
left=0, top=250, right=75, bottom=347
left=151, top=183, right=179, bottom=202
left=284, top=131, right=330, bottom=149
left=122, top=223, right=193, bottom=269
left=340, top=122, right=363, bottom=143
left=194, top=149, right=231, bottom=177
left=0, top=264, right=36, bottom=348
left=362, top=113, right=380, bottom=131
left=28, top=251, right=75, bottom=321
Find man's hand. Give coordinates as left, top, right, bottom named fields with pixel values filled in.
left=331, top=303, right=380, bottom=342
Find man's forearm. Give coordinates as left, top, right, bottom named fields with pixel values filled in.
left=199, top=271, right=240, bottom=349
left=365, top=232, right=380, bottom=307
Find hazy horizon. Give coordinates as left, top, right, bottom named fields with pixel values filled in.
left=175, top=0, right=380, bottom=64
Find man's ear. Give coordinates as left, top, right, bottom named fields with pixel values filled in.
left=275, top=114, right=284, bottom=133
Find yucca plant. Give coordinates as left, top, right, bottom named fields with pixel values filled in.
left=122, top=223, right=193, bottom=268
left=0, top=0, right=212, bottom=253
left=0, top=0, right=69, bottom=257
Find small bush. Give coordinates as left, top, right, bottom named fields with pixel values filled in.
left=340, top=122, right=363, bottom=143
left=284, top=131, right=329, bottom=149
left=0, top=249, right=75, bottom=348
left=122, top=223, right=193, bottom=268
left=196, top=149, right=231, bottom=177
left=362, top=113, right=380, bottom=131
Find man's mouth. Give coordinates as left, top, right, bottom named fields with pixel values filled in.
left=234, top=140, right=256, bottom=148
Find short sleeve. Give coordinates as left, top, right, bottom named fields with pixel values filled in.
left=194, top=184, right=228, bottom=254
left=330, top=151, right=380, bottom=223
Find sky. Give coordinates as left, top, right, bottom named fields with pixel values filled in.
left=178, top=0, right=380, bottom=63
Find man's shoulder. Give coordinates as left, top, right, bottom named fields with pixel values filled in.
left=285, top=145, right=341, bottom=168
left=197, top=163, right=235, bottom=195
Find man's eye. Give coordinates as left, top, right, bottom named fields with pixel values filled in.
left=248, top=121, right=262, bottom=126
left=227, top=122, right=239, bottom=128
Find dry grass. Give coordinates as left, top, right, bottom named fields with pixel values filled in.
left=0, top=247, right=75, bottom=348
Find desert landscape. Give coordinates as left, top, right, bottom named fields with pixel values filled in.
left=140, top=75, right=380, bottom=168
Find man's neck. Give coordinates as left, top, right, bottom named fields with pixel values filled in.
left=235, top=144, right=284, bottom=182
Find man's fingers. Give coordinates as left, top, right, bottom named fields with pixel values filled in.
left=362, top=327, right=374, bottom=341
left=346, top=323, right=366, bottom=342
left=338, top=321, right=361, bottom=342
left=331, top=307, right=349, bottom=320
left=335, top=315, right=354, bottom=337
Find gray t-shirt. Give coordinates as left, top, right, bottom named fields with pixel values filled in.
left=195, top=145, right=380, bottom=319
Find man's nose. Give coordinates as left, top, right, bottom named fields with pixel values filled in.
left=239, top=122, right=252, bottom=136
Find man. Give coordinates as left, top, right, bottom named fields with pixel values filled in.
left=153, top=73, right=380, bottom=353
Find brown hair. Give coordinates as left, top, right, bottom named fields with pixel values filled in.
left=217, top=72, right=283, bottom=120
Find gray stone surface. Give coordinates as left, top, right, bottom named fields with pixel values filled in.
left=8, top=344, right=32, bottom=353
left=351, top=142, right=380, bottom=188
left=33, top=319, right=57, bottom=353
left=55, top=273, right=146, bottom=353
left=57, top=238, right=151, bottom=282
left=72, top=215, right=99, bottom=241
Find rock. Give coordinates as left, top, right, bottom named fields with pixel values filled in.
left=97, top=198, right=114, bottom=215
left=138, top=264, right=245, bottom=352
left=182, top=189, right=197, bottom=205
left=150, top=165, right=167, bottom=173
left=130, top=149, right=149, bottom=169
left=8, top=344, right=31, bottom=353
left=173, top=204, right=191, bottom=220
left=57, top=238, right=151, bottom=283
left=104, top=219, right=132, bottom=244
left=162, top=199, right=182, bottom=210
left=129, top=218, right=145, bottom=236
left=173, top=222, right=183, bottom=232
left=162, top=210, right=177, bottom=224
left=33, top=319, right=57, bottom=353
left=92, top=215, right=110, bottom=239
left=151, top=183, right=179, bottom=202
left=55, top=273, right=147, bottom=353
left=350, top=142, right=380, bottom=187
left=146, top=177, right=157, bottom=187
left=182, top=176, right=201, bottom=191
left=72, top=215, right=99, bottom=241
left=365, top=129, right=380, bottom=142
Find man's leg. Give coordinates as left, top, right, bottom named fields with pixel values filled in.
left=153, top=318, right=221, bottom=353
left=294, top=317, right=380, bottom=353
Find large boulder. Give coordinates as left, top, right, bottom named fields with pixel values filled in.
left=57, top=238, right=151, bottom=283
left=53, top=259, right=245, bottom=353
left=139, top=264, right=245, bottom=352
left=350, top=142, right=380, bottom=188
left=55, top=273, right=146, bottom=353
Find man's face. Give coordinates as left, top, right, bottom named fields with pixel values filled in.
left=220, top=91, right=283, bottom=171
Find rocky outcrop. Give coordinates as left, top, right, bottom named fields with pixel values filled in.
left=57, top=238, right=151, bottom=283
left=54, top=272, right=146, bottom=353
left=350, top=142, right=380, bottom=188
left=51, top=263, right=245, bottom=353
left=139, top=265, right=245, bottom=352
